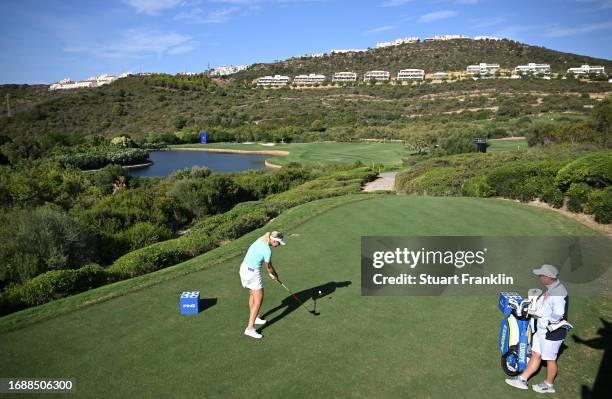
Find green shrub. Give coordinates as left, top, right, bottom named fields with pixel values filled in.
left=555, top=152, right=612, bottom=191
left=461, top=175, right=494, bottom=198
left=398, top=167, right=468, bottom=196
left=567, top=182, right=593, bottom=212
left=57, top=148, right=149, bottom=170
left=586, top=187, right=612, bottom=224
left=20, top=263, right=111, bottom=306
left=485, top=160, right=566, bottom=203
left=0, top=285, right=26, bottom=316
left=108, top=240, right=188, bottom=278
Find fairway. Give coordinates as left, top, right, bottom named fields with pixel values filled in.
left=0, top=196, right=607, bottom=398
left=172, top=142, right=408, bottom=167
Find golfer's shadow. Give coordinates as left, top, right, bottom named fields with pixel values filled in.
left=259, top=281, right=351, bottom=331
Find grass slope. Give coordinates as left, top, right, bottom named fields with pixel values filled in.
left=0, top=196, right=606, bottom=399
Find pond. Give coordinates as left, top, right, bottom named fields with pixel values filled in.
left=129, top=150, right=272, bottom=177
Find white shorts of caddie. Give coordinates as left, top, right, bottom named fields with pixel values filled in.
left=532, top=332, right=563, bottom=361
left=239, top=262, right=263, bottom=290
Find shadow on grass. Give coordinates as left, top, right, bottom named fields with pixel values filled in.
left=198, top=298, right=218, bottom=314
left=573, top=318, right=611, bottom=399
left=259, top=281, right=351, bottom=331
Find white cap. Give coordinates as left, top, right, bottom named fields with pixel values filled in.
left=533, top=264, right=559, bottom=279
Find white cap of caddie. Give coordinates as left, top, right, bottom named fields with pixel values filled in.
left=532, top=264, right=559, bottom=279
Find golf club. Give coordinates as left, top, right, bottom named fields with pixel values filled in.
left=271, top=274, right=319, bottom=316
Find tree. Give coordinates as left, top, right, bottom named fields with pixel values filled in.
left=591, top=97, right=611, bottom=148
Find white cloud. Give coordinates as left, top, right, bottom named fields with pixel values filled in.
left=418, top=10, right=459, bottom=23
left=471, top=16, right=505, bottom=29
left=545, top=21, right=612, bottom=37
left=365, top=25, right=396, bottom=34
left=573, top=0, right=612, bottom=10
left=168, top=44, right=197, bottom=54
left=175, top=7, right=239, bottom=23
left=381, top=0, right=415, bottom=6
left=124, top=0, right=185, bottom=15
left=64, top=29, right=196, bottom=59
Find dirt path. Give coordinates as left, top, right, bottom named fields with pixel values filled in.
left=362, top=172, right=397, bottom=192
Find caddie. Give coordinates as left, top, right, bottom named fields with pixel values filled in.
left=505, top=264, right=572, bottom=394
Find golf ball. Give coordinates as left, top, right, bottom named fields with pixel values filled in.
left=318, top=290, right=322, bottom=295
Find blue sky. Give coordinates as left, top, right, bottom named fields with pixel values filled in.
left=1, top=0, right=611, bottom=83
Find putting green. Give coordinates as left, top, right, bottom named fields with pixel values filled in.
left=0, top=196, right=607, bottom=398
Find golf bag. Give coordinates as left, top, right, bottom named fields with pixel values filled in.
left=498, top=291, right=537, bottom=376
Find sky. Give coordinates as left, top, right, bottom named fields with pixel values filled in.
left=0, top=0, right=611, bottom=84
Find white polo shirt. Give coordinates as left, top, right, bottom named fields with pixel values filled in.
left=535, top=280, right=568, bottom=333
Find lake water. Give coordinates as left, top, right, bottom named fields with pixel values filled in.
left=129, top=150, right=271, bottom=177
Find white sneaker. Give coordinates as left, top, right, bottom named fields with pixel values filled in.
left=505, top=377, right=528, bottom=390
left=244, top=328, right=263, bottom=339
left=532, top=381, right=556, bottom=394
left=255, top=316, right=267, bottom=325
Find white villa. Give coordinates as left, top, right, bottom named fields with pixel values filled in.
left=566, top=65, right=605, bottom=75
left=364, top=70, right=390, bottom=81
left=293, top=73, right=326, bottom=85
left=424, top=35, right=469, bottom=42
left=257, top=75, right=291, bottom=87
left=49, top=74, right=118, bottom=91
left=332, top=72, right=358, bottom=82
left=376, top=37, right=419, bottom=48
left=397, top=69, right=425, bottom=81
left=209, top=65, right=249, bottom=76
left=466, top=63, right=500, bottom=75
left=515, top=63, right=550, bottom=75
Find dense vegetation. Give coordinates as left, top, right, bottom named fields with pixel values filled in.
left=0, top=164, right=376, bottom=315
left=396, top=145, right=611, bottom=223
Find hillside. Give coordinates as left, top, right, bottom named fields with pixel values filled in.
left=230, top=39, right=612, bottom=83
left=0, top=39, right=610, bottom=151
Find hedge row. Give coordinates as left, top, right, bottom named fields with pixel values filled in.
left=0, top=167, right=376, bottom=315
left=57, top=148, right=149, bottom=170
left=396, top=148, right=611, bottom=223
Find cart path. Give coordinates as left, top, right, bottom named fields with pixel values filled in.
left=362, top=172, right=397, bottom=192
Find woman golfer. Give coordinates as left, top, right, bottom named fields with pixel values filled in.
left=239, top=231, right=285, bottom=339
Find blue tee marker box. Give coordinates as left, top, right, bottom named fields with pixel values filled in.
left=180, top=291, right=200, bottom=314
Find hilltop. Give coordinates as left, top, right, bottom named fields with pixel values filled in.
left=229, top=39, right=612, bottom=83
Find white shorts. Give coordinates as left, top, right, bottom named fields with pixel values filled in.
left=239, top=262, right=263, bottom=290
left=532, top=332, right=563, bottom=361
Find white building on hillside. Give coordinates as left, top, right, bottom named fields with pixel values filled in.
left=474, top=36, right=502, bottom=41
left=515, top=63, right=550, bottom=75
left=466, top=63, right=500, bottom=75
left=424, top=35, right=469, bottom=41
left=257, top=75, right=291, bottom=87
left=364, top=70, right=390, bottom=81
left=566, top=64, right=605, bottom=75
left=332, top=72, right=358, bottom=82
left=397, top=69, right=425, bottom=81
left=376, top=37, right=419, bottom=48
left=293, top=73, right=326, bottom=85
left=209, top=65, right=249, bottom=76
left=49, top=74, right=118, bottom=90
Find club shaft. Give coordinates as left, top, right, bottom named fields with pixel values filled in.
left=279, top=282, right=314, bottom=313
